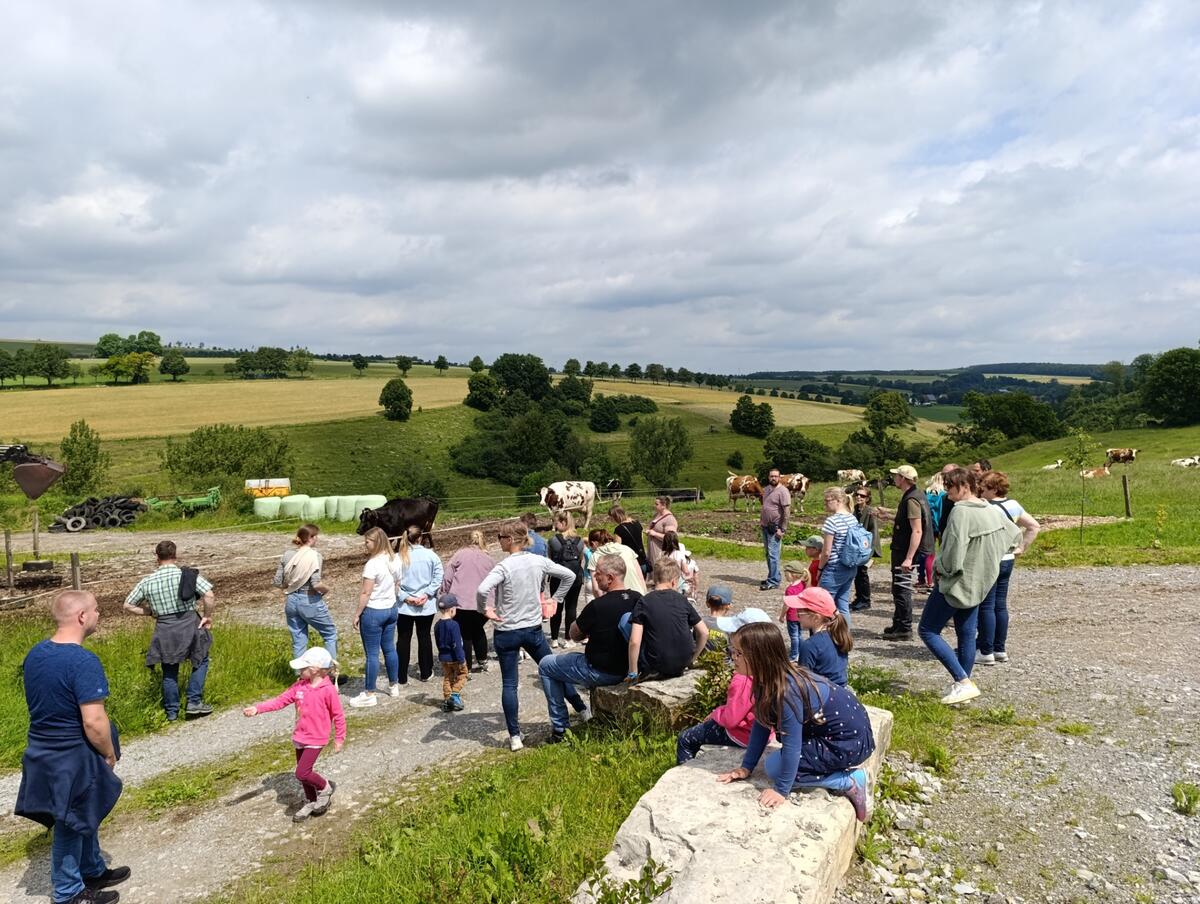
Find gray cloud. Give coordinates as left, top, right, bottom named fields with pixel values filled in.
left=1, top=0, right=1198, bottom=370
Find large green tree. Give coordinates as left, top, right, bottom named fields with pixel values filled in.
left=28, top=344, right=70, bottom=385
left=468, top=355, right=485, bottom=373
left=761, top=429, right=834, bottom=479
left=94, top=333, right=127, bottom=358
left=1141, top=347, right=1200, bottom=426
left=729, top=394, right=775, bottom=437
left=434, top=354, right=449, bottom=375
left=379, top=377, right=414, bottom=421
left=159, top=348, right=191, bottom=381
left=464, top=372, right=502, bottom=411
left=960, top=390, right=1063, bottom=440
left=863, top=390, right=915, bottom=435
left=629, top=416, right=694, bottom=487
left=58, top=420, right=110, bottom=497
left=396, top=355, right=414, bottom=377
left=490, top=353, right=552, bottom=400
left=350, top=354, right=370, bottom=375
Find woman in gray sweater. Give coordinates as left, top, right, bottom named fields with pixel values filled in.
left=477, top=521, right=577, bottom=751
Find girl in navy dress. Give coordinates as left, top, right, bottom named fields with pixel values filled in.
left=716, top=621, right=875, bottom=820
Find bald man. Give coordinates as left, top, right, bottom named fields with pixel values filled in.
left=15, top=591, right=129, bottom=903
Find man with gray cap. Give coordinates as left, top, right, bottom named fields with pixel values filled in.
left=884, top=465, right=933, bottom=640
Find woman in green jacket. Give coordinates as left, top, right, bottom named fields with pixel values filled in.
left=919, top=468, right=1021, bottom=706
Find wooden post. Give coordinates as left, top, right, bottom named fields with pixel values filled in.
left=70, top=553, right=81, bottom=591
left=1122, top=474, right=1132, bottom=519
left=32, top=509, right=40, bottom=560
left=4, top=529, right=12, bottom=590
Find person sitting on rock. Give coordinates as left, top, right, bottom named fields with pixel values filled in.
left=676, top=624, right=773, bottom=764
left=626, top=559, right=708, bottom=681
left=716, top=622, right=875, bottom=821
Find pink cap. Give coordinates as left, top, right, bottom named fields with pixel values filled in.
left=785, top=586, right=836, bottom=617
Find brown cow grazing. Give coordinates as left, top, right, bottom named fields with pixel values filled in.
left=1105, top=448, right=1139, bottom=465
left=1080, top=465, right=1111, bottom=479
left=726, top=472, right=763, bottom=511
left=777, top=473, right=810, bottom=512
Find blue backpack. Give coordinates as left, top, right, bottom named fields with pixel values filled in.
left=838, top=522, right=874, bottom=567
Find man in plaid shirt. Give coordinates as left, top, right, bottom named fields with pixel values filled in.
left=124, top=540, right=216, bottom=721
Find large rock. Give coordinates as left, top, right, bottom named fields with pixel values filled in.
left=575, top=705, right=894, bottom=904
left=590, top=671, right=704, bottom=731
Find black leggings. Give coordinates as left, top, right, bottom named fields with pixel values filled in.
left=396, top=613, right=434, bottom=682
left=455, top=609, right=490, bottom=667
left=549, top=574, right=583, bottom=640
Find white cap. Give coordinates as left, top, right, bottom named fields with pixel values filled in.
left=290, top=647, right=333, bottom=670
left=715, top=608, right=772, bottom=634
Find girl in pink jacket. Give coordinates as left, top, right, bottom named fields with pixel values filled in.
left=675, top=637, right=773, bottom=764
left=244, top=647, right=346, bottom=821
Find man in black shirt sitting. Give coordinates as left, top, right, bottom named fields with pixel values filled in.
left=538, top=554, right=641, bottom=743
left=628, top=559, right=709, bottom=680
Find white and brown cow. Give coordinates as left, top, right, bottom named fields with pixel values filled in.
left=726, top=472, right=763, bottom=511
left=1170, top=456, right=1200, bottom=468
left=1105, top=448, right=1139, bottom=465
left=1041, top=459, right=1064, bottom=471
left=777, top=473, right=810, bottom=512
left=1080, top=465, right=1111, bottom=479
left=837, top=468, right=867, bottom=485
left=539, top=480, right=597, bottom=528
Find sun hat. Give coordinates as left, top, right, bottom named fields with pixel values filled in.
left=785, top=586, right=836, bottom=617
left=437, top=593, right=459, bottom=611
left=715, top=607, right=772, bottom=634
left=889, top=464, right=918, bottom=481
left=783, top=559, right=807, bottom=575
left=290, top=647, right=333, bottom=670
left=705, top=584, right=734, bottom=607
left=802, top=535, right=823, bottom=550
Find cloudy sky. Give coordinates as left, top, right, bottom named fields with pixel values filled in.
left=2, top=1, right=1198, bottom=370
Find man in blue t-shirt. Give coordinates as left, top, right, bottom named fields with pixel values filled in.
left=15, top=591, right=129, bottom=904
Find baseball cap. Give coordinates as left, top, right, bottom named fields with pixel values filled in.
left=705, top=584, right=733, bottom=607
left=802, top=535, right=823, bottom=550
left=785, top=587, right=836, bottom=617
left=290, top=647, right=333, bottom=670
left=437, top=593, right=459, bottom=611
left=715, top=607, right=772, bottom=634
left=783, top=559, right=807, bottom=575
left=890, top=465, right=918, bottom=481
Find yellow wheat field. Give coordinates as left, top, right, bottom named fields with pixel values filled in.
left=0, top=376, right=471, bottom=442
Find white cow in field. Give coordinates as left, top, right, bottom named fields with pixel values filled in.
left=1041, top=459, right=1064, bottom=470
left=837, top=468, right=866, bottom=484
left=1170, top=456, right=1200, bottom=468
left=539, top=480, right=597, bottom=528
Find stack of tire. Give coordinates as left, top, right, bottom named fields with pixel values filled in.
left=50, top=496, right=148, bottom=533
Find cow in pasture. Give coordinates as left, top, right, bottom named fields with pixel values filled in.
left=357, top=496, right=440, bottom=548
left=726, top=472, right=763, bottom=511
left=604, top=479, right=624, bottom=501
left=1105, top=448, right=1139, bottom=465
left=1170, top=456, right=1200, bottom=468
left=1080, top=465, right=1111, bottom=479
left=540, top=480, right=597, bottom=528
left=1041, top=459, right=1064, bottom=471
left=777, top=473, right=810, bottom=512
left=837, top=468, right=866, bottom=484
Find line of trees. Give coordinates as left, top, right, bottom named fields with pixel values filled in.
left=563, top=357, right=733, bottom=389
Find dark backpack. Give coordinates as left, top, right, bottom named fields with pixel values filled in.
left=178, top=566, right=200, bottom=609
left=552, top=535, right=584, bottom=573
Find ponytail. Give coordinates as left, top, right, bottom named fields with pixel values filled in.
left=396, top=525, right=421, bottom=567
left=827, top=612, right=854, bottom=655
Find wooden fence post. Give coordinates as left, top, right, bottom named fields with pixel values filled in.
left=70, top=553, right=81, bottom=591
left=1122, top=474, right=1132, bottom=519
left=32, top=509, right=40, bottom=560
left=4, top=530, right=12, bottom=590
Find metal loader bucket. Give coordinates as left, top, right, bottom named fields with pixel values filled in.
left=13, top=460, right=66, bottom=499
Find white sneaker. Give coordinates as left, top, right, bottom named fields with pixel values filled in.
left=293, top=801, right=317, bottom=822
left=509, top=734, right=524, bottom=752
left=941, top=679, right=980, bottom=706
left=577, top=705, right=592, bottom=723
left=388, top=683, right=401, bottom=698
left=349, top=691, right=378, bottom=708
left=519, top=650, right=529, bottom=661
left=977, top=653, right=996, bottom=666
left=994, top=652, right=1009, bottom=663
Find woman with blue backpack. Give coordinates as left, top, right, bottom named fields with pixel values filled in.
left=817, top=487, right=874, bottom=622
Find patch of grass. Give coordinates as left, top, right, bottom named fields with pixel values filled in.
left=983, top=847, right=1001, bottom=868
left=211, top=725, right=676, bottom=904
left=849, top=665, right=955, bottom=768
left=1055, top=721, right=1093, bottom=737
left=0, top=615, right=294, bottom=770
left=675, top=535, right=763, bottom=562
left=1171, top=781, right=1200, bottom=816
left=971, top=704, right=1019, bottom=725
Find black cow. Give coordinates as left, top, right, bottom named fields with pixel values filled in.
left=356, top=496, right=440, bottom=549
left=604, top=479, right=624, bottom=501
left=656, top=488, right=705, bottom=504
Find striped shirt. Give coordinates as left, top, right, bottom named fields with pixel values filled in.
left=125, top=564, right=213, bottom=617
left=821, top=512, right=859, bottom=560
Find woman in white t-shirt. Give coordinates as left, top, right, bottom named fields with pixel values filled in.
left=818, top=488, right=859, bottom=620
left=976, top=471, right=1041, bottom=664
left=350, top=527, right=403, bottom=708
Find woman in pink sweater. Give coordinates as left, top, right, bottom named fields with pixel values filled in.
left=675, top=634, right=772, bottom=764
left=244, top=647, right=346, bottom=821
left=441, top=530, right=496, bottom=672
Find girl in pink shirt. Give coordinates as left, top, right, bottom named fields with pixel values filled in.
left=244, top=647, right=346, bottom=821
left=675, top=633, right=773, bottom=764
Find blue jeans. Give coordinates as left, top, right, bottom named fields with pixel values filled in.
left=787, top=621, right=802, bottom=661
left=918, top=587, right=979, bottom=682
left=676, top=719, right=739, bottom=764
left=51, top=822, right=106, bottom=902
left=976, top=559, right=1014, bottom=655
left=762, top=527, right=782, bottom=588
left=161, top=658, right=209, bottom=717
left=359, top=605, right=399, bottom=691
left=495, top=626, right=552, bottom=737
left=765, top=749, right=855, bottom=793
left=538, top=652, right=621, bottom=733
left=819, top=561, right=857, bottom=623
left=285, top=591, right=338, bottom=660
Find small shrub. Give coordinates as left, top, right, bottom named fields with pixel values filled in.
left=58, top=420, right=111, bottom=497
left=1056, top=721, right=1093, bottom=736
left=583, top=858, right=672, bottom=904
left=160, top=424, right=293, bottom=493
left=922, top=744, right=953, bottom=776
left=1172, top=781, right=1200, bottom=816
left=379, top=377, right=413, bottom=421
left=976, top=705, right=1018, bottom=725
left=386, top=460, right=448, bottom=501
left=725, top=450, right=744, bottom=469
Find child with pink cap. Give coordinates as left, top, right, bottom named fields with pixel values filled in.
left=786, top=587, right=852, bottom=686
